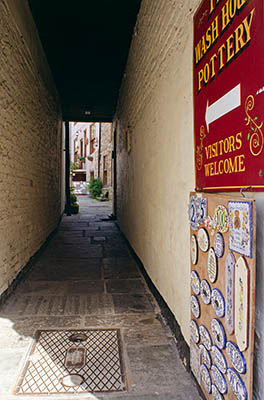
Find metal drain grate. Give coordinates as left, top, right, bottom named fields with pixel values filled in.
left=14, top=329, right=126, bottom=395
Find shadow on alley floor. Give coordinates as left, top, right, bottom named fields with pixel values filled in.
left=0, top=196, right=201, bottom=400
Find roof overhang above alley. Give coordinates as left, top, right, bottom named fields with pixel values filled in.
left=28, top=0, right=141, bottom=122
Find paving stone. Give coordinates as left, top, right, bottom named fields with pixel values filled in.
left=41, top=244, right=103, bottom=259
left=106, top=279, right=146, bottom=294
left=68, top=279, right=105, bottom=295
left=104, top=248, right=130, bottom=257
left=103, top=264, right=140, bottom=279
left=127, top=344, right=199, bottom=396
left=14, top=281, right=68, bottom=296
left=112, top=294, right=154, bottom=314
left=103, top=257, right=138, bottom=266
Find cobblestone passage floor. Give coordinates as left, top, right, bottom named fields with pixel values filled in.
left=0, top=197, right=201, bottom=400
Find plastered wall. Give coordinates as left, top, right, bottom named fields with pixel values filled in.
left=114, top=1, right=264, bottom=398
left=0, top=0, right=62, bottom=294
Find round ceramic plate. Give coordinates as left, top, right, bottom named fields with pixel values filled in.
left=191, top=234, right=198, bottom=265
left=212, top=384, right=224, bottom=400
left=190, top=319, right=200, bottom=344
left=227, top=368, right=247, bottom=400
left=199, top=344, right=212, bottom=369
left=201, top=279, right=211, bottom=305
left=211, top=318, right=226, bottom=350
left=211, top=345, right=227, bottom=374
left=191, top=270, right=201, bottom=295
left=190, top=295, right=200, bottom=319
left=226, top=341, right=247, bottom=374
left=208, top=247, right=218, bottom=283
left=214, top=232, right=225, bottom=258
left=211, top=365, right=227, bottom=395
left=199, top=325, right=212, bottom=351
left=200, top=364, right=212, bottom=394
left=211, top=288, right=225, bottom=318
left=198, top=228, right=210, bottom=252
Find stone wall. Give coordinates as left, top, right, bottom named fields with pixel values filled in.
left=0, top=0, right=62, bottom=295
left=100, top=123, right=113, bottom=198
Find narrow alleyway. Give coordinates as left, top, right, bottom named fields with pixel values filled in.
left=0, top=197, right=200, bottom=400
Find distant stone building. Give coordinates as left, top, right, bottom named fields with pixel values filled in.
left=70, top=122, right=113, bottom=197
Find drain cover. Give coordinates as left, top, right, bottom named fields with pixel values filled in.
left=15, top=329, right=126, bottom=395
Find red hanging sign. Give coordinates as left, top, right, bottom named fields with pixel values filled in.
left=193, top=0, right=264, bottom=191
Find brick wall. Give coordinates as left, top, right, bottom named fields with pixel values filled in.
left=0, top=0, right=62, bottom=295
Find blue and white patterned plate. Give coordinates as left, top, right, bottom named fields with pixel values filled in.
left=214, top=232, right=225, bottom=258
left=191, top=270, right=201, bottom=295
left=190, top=295, right=201, bottom=319
left=200, top=364, right=212, bottom=394
left=201, top=279, right=211, bottom=305
left=211, top=318, right=226, bottom=350
left=227, top=368, right=247, bottom=400
left=199, top=325, right=212, bottom=351
left=226, top=341, right=247, bottom=374
left=190, top=320, right=200, bottom=344
left=211, top=288, right=225, bottom=318
left=211, top=365, right=227, bottom=394
left=211, top=345, right=227, bottom=374
left=199, top=344, right=212, bottom=369
left=212, top=384, right=224, bottom=400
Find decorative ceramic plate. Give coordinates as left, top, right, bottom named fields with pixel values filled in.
left=191, top=270, right=201, bottom=295
left=190, top=320, right=200, bottom=344
left=208, top=248, right=218, bottom=283
left=211, top=318, right=226, bottom=350
left=227, top=368, right=247, bottom=400
left=214, top=232, right=225, bottom=258
left=226, top=341, right=247, bottom=374
left=211, top=288, right=225, bottom=318
left=211, top=345, right=227, bottom=374
left=225, top=251, right=236, bottom=335
left=199, top=325, right=212, bottom=351
left=212, top=384, right=224, bottom=400
left=214, top=205, right=229, bottom=233
left=191, top=295, right=201, bottom=319
left=198, top=228, right=210, bottom=252
left=199, top=344, right=212, bottom=369
left=211, top=365, right=227, bottom=395
left=200, top=364, right=212, bottom=394
left=191, top=234, right=198, bottom=265
left=201, top=279, right=211, bottom=305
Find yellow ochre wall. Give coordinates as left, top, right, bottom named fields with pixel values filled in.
left=114, top=0, right=201, bottom=343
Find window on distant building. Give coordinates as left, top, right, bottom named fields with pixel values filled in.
left=90, top=124, right=96, bottom=154
left=103, top=155, right=107, bottom=186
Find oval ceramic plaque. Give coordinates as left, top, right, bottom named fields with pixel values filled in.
left=211, top=288, right=225, bottom=318
left=226, top=341, right=247, bottom=374
left=61, top=374, right=84, bottom=387
left=199, top=344, right=212, bottom=369
left=201, top=279, right=211, bottom=305
left=211, top=365, right=227, bottom=395
left=191, top=270, right=201, bottom=295
left=190, top=295, right=200, bottom=319
left=211, top=345, right=227, bottom=374
left=190, top=320, right=200, bottom=344
left=208, top=247, right=218, bottom=283
left=211, top=318, right=226, bottom=350
left=227, top=368, right=247, bottom=400
left=198, top=228, right=210, bottom=252
left=235, top=256, right=249, bottom=351
left=200, top=364, right=212, bottom=394
left=225, top=251, right=236, bottom=335
left=199, top=325, right=212, bottom=351
left=212, top=384, right=224, bottom=400
left=191, top=234, right=198, bottom=265
left=214, top=232, right=225, bottom=258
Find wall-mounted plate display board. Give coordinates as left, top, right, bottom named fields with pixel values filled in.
left=189, top=193, right=256, bottom=400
